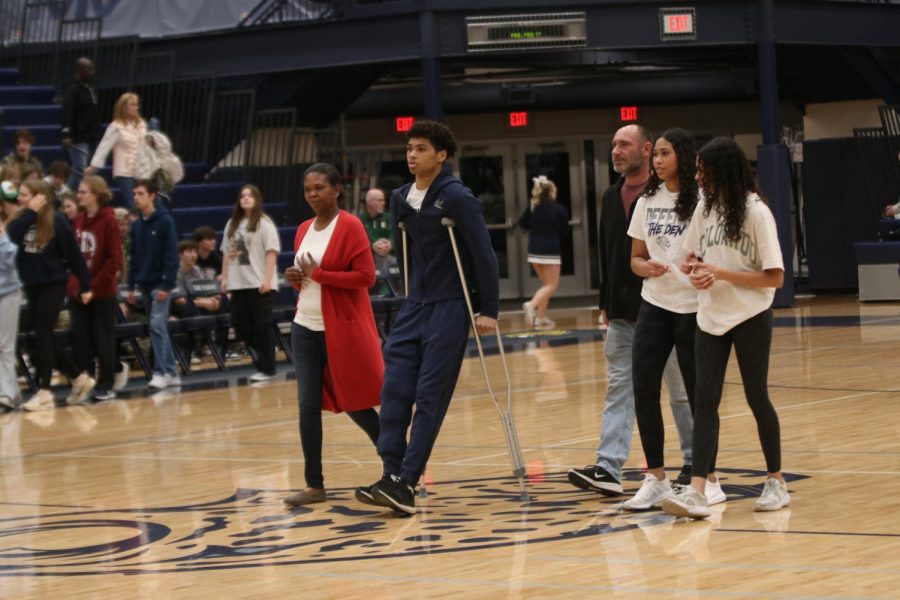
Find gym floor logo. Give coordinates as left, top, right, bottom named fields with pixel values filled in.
left=0, top=468, right=807, bottom=576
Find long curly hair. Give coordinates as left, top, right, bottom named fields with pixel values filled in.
left=697, top=137, right=759, bottom=242
left=643, top=128, right=698, bottom=221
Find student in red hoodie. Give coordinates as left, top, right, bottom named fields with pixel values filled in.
left=68, top=175, right=124, bottom=401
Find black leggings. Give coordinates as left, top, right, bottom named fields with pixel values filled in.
left=230, top=289, right=276, bottom=375
left=292, top=323, right=380, bottom=489
left=24, top=282, right=80, bottom=389
left=69, top=297, right=117, bottom=391
left=691, top=308, right=781, bottom=478
left=632, top=301, right=697, bottom=470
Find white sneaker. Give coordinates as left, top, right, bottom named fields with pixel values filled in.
left=148, top=374, right=168, bottom=390
left=660, top=485, right=711, bottom=520
left=113, top=361, right=130, bottom=391
left=249, top=372, right=274, bottom=382
left=68, top=373, right=96, bottom=405
left=534, top=317, right=556, bottom=328
left=190, top=355, right=202, bottom=365
left=754, top=478, right=790, bottom=512
left=165, top=373, right=182, bottom=387
left=623, top=474, right=673, bottom=511
left=0, top=395, right=15, bottom=410
left=522, top=301, right=536, bottom=325
left=22, top=389, right=55, bottom=412
left=705, top=479, right=727, bottom=506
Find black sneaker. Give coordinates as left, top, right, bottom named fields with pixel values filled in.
left=567, top=465, right=623, bottom=496
left=355, top=476, right=391, bottom=507
left=92, top=390, right=116, bottom=402
left=674, top=464, right=692, bottom=487
left=373, top=475, right=416, bottom=515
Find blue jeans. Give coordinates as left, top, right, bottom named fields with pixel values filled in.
left=595, top=319, right=693, bottom=480
left=66, top=143, right=92, bottom=191
left=115, top=176, right=135, bottom=211
left=142, top=288, right=176, bottom=376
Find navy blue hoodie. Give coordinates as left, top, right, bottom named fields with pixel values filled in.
left=390, top=167, right=500, bottom=318
left=7, top=209, right=90, bottom=291
left=128, top=202, right=179, bottom=292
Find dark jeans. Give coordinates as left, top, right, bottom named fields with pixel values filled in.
left=23, top=282, right=80, bottom=389
left=632, top=301, right=697, bottom=470
left=230, top=288, right=276, bottom=376
left=69, top=296, right=117, bottom=391
left=291, top=323, right=380, bottom=489
left=691, top=308, right=781, bottom=478
left=115, top=176, right=135, bottom=210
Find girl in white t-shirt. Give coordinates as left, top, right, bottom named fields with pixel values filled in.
left=221, top=184, right=281, bottom=381
left=661, top=137, right=788, bottom=520
left=624, top=128, right=713, bottom=511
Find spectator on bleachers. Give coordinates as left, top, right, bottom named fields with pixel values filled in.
left=61, top=57, right=102, bottom=192
left=2, top=129, right=43, bottom=174
left=192, top=226, right=223, bottom=281
left=173, top=240, right=222, bottom=363
left=359, top=188, right=394, bottom=295
left=86, top=93, right=147, bottom=211
left=44, top=161, right=73, bottom=201
left=0, top=164, right=20, bottom=203
left=127, top=179, right=180, bottom=390
left=20, top=163, right=42, bottom=183
left=221, top=184, right=281, bottom=382
left=282, top=163, right=382, bottom=506
left=68, top=176, right=125, bottom=402
left=7, top=180, right=93, bottom=412
left=0, top=196, right=23, bottom=411
left=60, top=195, right=80, bottom=224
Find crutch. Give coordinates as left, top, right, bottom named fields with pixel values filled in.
left=442, top=217, right=529, bottom=502
left=398, top=221, right=409, bottom=296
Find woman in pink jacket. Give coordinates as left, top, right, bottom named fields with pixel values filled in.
left=86, top=93, right=146, bottom=211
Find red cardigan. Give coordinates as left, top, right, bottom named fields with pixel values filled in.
left=293, top=211, right=383, bottom=413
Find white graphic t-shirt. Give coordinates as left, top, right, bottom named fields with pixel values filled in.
left=627, top=185, right=698, bottom=314
left=221, top=216, right=281, bottom=291
left=406, top=185, right=428, bottom=211
left=681, top=194, right=784, bottom=335
left=294, top=214, right=339, bottom=332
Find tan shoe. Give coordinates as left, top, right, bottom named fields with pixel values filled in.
left=22, top=389, right=55, bottom=412
left=69, top=373, right=96, bottom=405
left=284, top=488, right=327, bottom=506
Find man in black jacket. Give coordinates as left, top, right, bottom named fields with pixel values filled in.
left=566, top=124, right=694, bottom=496
left=61, top=57, right=102, bottom=192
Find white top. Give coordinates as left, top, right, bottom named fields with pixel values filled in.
left=293, top=214, right=339, bottom=331
left=221, top=215, right=281, bottom=291
left=90, top=120, right=147, bottom=178
left=406, top=185, right=428, bottom=211
left=627, top=185, right=698, bottom=314
left=681, top=194, right=784, bottom=335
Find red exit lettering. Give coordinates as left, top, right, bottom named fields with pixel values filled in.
left=509, top=111, right=529, bottom=128
left=666, top=14, right=692, bottom=34
left=395, top=116, right=415, bottom=132
left=620, top=106, right=639, bottom=122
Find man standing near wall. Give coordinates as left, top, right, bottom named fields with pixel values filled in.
left=61, top=57, right=102, bottom=192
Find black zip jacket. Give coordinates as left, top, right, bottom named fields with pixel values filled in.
left=61, top=79, right=102, bottom=146
left=598, top=178, right=644, bottom=321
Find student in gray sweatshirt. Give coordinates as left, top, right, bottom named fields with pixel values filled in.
left=0, top=196, right=22, bottom=410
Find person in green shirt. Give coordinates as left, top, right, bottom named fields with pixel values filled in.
left=359, top=188, right=394, bottom=295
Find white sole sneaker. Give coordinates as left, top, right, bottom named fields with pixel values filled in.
left=113, top=362, right=130, bottom=392
left=22, top=390, right=55, bottom=412
left=705, top=480, right=727, bottom=506
left=660, top=489, right=711, bottom=520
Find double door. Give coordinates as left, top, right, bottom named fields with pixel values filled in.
left=456, top=140, right=591, bottom=299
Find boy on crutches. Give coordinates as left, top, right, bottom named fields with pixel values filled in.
left=355, top=120, right=499, bottom=515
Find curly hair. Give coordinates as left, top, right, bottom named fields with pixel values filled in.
left=643, top=128, right=698, bottom=222
left=697, top=137, right=759, bottom=243
left=406, top=120, right=458, bottom=158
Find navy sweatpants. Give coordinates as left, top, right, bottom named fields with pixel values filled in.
left=377, top=298, right=470, bottom=486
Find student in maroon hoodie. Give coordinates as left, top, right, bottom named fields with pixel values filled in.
left=68, top=175, right=124, bottom=401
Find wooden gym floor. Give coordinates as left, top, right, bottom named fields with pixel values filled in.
left=1, top=295, right=899, bottom=599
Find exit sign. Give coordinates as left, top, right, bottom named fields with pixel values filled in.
left=620, top=106, right=639, bottom=122
left=659, top=7, right=696, bottom=41
left=509, top=111, right=529, bottom=128
left=395, top=116, right=415, bottom=132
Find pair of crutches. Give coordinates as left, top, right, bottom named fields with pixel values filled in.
left=397, top=219, right=529, bottom=502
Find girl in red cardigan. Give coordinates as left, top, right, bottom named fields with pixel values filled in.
left=68, top=175, right=124, bottom=401
left=283, top=163, right=383, bottom=506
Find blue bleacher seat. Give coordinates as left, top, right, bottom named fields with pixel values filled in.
left=853, top=241, right=900, bottom=264
left=1, top=124, right=62, bottom=147
left=0, top=105, right=62, bottom=127
left=0, top=85, right=55, bottom=105
left=169, top=182, right=243, bottom=207
left=0, top=68, right=19, bottom=86
left=170, top=202, right=288, bottom=232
